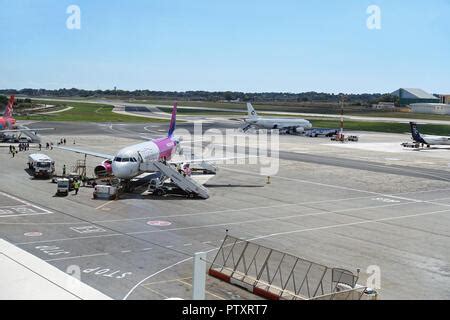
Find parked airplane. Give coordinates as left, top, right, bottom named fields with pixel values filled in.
left=58, top=103, right=250, bottom=185
left=0, top=95, right=54, bottom=133
left=0, top=95, right=16, bottom=130
left=242, top=103, right=312, bottom=134
left=410, top=122, right=450, bottom=147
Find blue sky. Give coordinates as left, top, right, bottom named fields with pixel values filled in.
left=1, top=0, right=449, bottom=93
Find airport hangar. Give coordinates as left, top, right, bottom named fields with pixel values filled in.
left=391, top=88, right=450, bottom=115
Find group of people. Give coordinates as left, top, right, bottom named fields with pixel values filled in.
left=18, top=142, right=30, bottom=151
left=9, top=143, right=30, bottom=157
left=57, top=138, right=67, bottom=146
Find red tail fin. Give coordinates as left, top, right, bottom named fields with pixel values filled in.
left=3, top=95, right=14, bottom=118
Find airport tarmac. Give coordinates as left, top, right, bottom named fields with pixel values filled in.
left=1, top=121, right=450, bottom=300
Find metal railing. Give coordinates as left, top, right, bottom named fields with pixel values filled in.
left=210, top=235, right=367, bottom=300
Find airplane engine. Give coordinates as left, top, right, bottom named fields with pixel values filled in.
left=295, top=127, right=305, bottom=133
left=94, top=159, right=113, bottom=177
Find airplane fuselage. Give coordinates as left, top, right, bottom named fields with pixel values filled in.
left=111, top=137, right=177, bottom=179
left=419, top=135, right=450, bottom=146
left=245, top=117, right=312, bottom=132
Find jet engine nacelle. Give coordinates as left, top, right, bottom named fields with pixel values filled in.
left=94, top=159, right=113, bottom=177
left=295, top=127, right=305, bottom=133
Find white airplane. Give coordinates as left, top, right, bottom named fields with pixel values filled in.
left=410, top=122, right=450, bottom=147
left=242, top=103, right=312, bottom=134
left=58, top=103, right=251, bottom=186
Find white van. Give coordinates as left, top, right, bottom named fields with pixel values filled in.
left=27, top=154, right=55, bottom=178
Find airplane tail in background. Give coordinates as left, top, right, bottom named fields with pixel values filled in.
left=410, top=122, right=425, bottom=143
left=247, top=103, right=258, bottom=119
left=167, top=102, right=177, bottom=138
left=3, top=95, right=14, bottom=118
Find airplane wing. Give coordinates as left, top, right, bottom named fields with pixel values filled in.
left=56, top=146, right=114, bottom=160
left=1, top=128, right=55, bottom=133
left=170, top=155, right=258, bottom=165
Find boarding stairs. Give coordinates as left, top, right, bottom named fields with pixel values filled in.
left=152, top=161, right=210, bottom=199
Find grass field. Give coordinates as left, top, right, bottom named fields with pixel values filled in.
left=16, top=100, right=167, bottom=123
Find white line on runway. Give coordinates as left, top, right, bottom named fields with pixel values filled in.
left=45, top=252, right=110, bottom=262
left=95, top=201, right=115, bottom=210
left=123, top=205, right=450, bottom=299
left=4, top=187, right=450, bottom=226
left=15, top=200, right=419, bottom=245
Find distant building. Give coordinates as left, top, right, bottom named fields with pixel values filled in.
left=391, top=88, right=440, bottom=106
left=439, top=95, right=450, bottom=104
left=371, top=102, right=396, bottom=110
left=410, top=103, right=450, bottom=115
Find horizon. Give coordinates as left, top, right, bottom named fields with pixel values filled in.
left=1, top=1, right=449, bottom=94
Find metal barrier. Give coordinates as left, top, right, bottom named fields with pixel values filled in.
left=209, top=235, right=375, bottom=300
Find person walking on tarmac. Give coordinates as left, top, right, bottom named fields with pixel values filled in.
left=62, top=164, right=66, bottom=176
left=74, top=179, right=81, bottom=195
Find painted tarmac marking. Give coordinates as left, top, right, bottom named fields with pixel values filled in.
left=176, top=279, right=226, bottom=300
left=45, top=252, right=110, bottom=262
left=70, top=225, right=107, bottom=234
left=13, top=200, right=429, bottom=246
left=95, top=201, right=115, bottom=210
left=35, top=245, right=70, bottom=257
left=83, top=267, right=133, bottom=279
left=124, top=205, right=450, bottom=299
left=24, top=232, right=43, bottom=237
left=0, top=191, right=53, bottom=217
left=141, top=284, right=169, bottom=299
left=147, top=220, right=172, bottom=227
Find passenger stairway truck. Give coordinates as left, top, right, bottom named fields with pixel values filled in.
left=150, top=161, right=210, bottom=199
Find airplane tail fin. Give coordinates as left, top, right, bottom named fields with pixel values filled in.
left=410, top=122, right=424, bottom=143
left=3, top=95, right=14, bottom=118
left=167, top=102, right=177, bottom=138
left=247, top=103, right=258, bottom=118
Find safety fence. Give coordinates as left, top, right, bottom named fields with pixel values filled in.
left=209, top=235, right=377, bottom=300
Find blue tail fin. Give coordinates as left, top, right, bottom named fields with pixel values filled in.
left=167, top=102, right=177, bottom=137
left=410, top=122, right=425, bottom=143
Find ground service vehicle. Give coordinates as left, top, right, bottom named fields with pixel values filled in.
left=56, top=178, right=70, bottom=196
left=27, top=154, right=55, bottom=178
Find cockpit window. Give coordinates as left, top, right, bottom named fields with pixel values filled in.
left=122, top=158, right=130, bottom=162
left=114, top=157, right=122, bottom=162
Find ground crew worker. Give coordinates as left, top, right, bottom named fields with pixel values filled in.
left=74, top=179, right=80, bottom=195
left=39, top=143, right=42, bottom=151
left=62, top=164, right=66, bottom=176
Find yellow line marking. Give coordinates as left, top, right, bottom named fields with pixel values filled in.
left=176, top=279, right=226, bottom=300
left=143, top=277, right=193, bottom=286
left=141, top=284, right=169, bottom=299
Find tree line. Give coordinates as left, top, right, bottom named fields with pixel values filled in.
left=0, top=88, right=396, bottom=106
